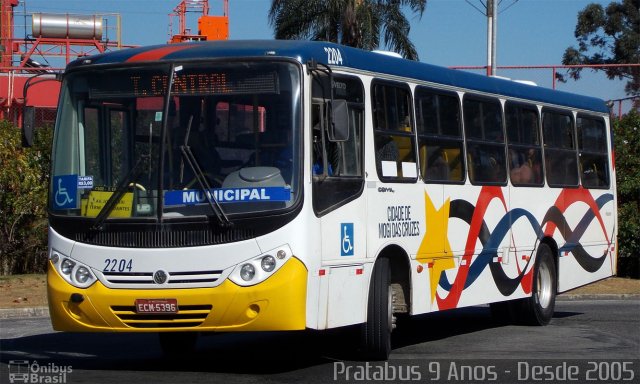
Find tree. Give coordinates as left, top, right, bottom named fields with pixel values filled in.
left=269, top=0, right=427, bottom=60
left=0, top=120, right=52, bottom=274
left=613, top=111, right=640, bottom=278
left=558, top=0, right=640, bottom=96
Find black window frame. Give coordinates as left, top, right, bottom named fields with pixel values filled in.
left=414, top=86, right=465, bottom=184
left=311, top=73, right=366, bottom=216
left=542, top=108, right=579, bottom=188
left=577, top=113, right=610, bottom=189
left=371, top=79, right=418, bottom=183
left=463, top=94, right=507, bottom=186
left=505, top=101, right=544, bottom=187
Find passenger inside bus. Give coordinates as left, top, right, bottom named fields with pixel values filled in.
left=312, top=107, right=340, bottom=176
left=509, top=149, right=534, bottom=184
left=426, top=149, right=450, bottom=181
left=375, top=135, right=399, bottom=177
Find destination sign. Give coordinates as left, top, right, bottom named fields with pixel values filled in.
left=127, top=72, right=279, bottom=97
left=86, top=65, right=283, bottom=99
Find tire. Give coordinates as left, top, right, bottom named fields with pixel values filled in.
left=360, top=258, right=393, bottom=360
left=158, top=332, right=198, bottom=357
left=517, top=243, right=557, bottom=325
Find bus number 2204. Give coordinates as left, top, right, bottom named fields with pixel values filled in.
left=103, top=258, right=133, bottom=272
left=324, top=47, right=343, bottom=65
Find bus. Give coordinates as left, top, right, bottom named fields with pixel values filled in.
left=41, top=40, right=617, bottom=360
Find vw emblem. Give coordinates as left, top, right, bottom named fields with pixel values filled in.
left=153, top=270, right=168, bottom=284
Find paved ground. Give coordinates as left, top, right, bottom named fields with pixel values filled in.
left=1, top=299, right=639, bottom=384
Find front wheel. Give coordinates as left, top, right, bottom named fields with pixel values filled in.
left=518, top=243, right=557, bottom=325
left=360, top=258, right=394, bottom=360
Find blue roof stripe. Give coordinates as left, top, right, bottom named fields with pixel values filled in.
left=69, top=40, right=609, bottom=114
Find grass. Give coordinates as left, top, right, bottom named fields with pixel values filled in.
left=0, top=274, right=48, bottom=308
left=566, top=276, right=640, bottom=295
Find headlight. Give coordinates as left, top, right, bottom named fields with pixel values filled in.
left=261, top=255, right=276, bottom=272
left=61, top=259, right=75, bottom=275
left=229, top=245, right=293, bottom=287
left=50, top=250, right=97, bottom=289
left=75, top=266, right=92, bottom=284
left=240, top=264, right=255, bottom=281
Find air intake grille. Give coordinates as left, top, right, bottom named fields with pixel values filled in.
left=111, top=305, right=212, bottom=328
left=76, top=228, right=255, bottom=248
left=103, top=270, right=223, bottom=286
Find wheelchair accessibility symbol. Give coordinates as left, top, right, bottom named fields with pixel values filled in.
left=53, top=175, right=77, bottom=209
left=341, top=223, right=354, bottom=256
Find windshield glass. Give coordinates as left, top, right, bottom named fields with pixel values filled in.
left=51, top=61, right=301, bottom=220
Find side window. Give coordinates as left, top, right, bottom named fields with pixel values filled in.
left=82, top=107, right=102, bottom=186
left=577, top=115, right=609, bottom=188
left=415, top=87, right=464, bottom=182
left=372, top=81, right=417, bottom=182
left=81, top=106, right=129, bottom=187
left=109, top=109, right=127, bottom=185
left=505, top=102, right=543, bottom=186
left=542, top=109, right=578, bottom=187
left=463, top=95, right=506, bottom=185
left=311, top=75, right=365, bottom=215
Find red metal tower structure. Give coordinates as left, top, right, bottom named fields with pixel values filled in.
left=0, top=0, right=130, bottom=125
left=169, top=0, right=229, bottom=43
left=0, top=0, right=18, bottom=69
left=1, top=0, right=230, bottom=126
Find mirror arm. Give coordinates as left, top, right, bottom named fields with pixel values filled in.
left=21, top=72, right=62, bottom=147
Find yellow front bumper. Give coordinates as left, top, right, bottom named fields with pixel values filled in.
left=48, top=257, right=307, bottom=332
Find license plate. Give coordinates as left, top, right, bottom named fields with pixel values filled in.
left=135, top=299, right=178, bottom=314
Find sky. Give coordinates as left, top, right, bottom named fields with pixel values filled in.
left=19, top=0, right=631, bottom=105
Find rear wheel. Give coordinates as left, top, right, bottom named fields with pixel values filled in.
left=158, top=332, right=198, bottom=357
left=517, top=243, right=557, bottom=325
left=360, top=258, right=394, bottom=360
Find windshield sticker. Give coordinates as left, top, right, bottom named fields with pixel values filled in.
left=82, top=191, right=134, bottom=218
left=52, top=175, right=78, bottom=210
left=155, top=111, right=163, bottom=122
left=401, top=162, right=417, bottom=178
left=381, top=161, right=397, bottom=177
left=77, top=176, right=93, bottom=189
left=164, top=187, right=291, bottom=206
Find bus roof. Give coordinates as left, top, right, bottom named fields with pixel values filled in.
left=70, top=40, right=610, bottom=114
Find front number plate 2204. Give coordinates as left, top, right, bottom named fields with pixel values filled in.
left=134, top=299, right=178, bottom=314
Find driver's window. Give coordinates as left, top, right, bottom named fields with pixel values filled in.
left=311, top=74, right=364, bottom=215
left=311, top=102, right=363, bottom=178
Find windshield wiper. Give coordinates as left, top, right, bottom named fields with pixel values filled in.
left=90, top=155, right=149, bottom=231
left=180, top=116, right=232, bottom=227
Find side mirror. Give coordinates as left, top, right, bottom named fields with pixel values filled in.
left=22, top=106, right=36, bottom=147
left=328, top=99, right=349, bottom=142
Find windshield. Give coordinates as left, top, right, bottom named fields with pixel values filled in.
left=50, top=61, right=301, bottom=221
